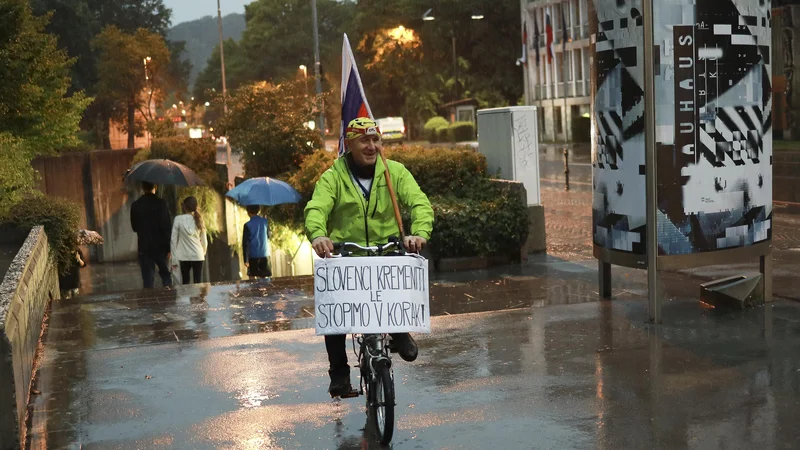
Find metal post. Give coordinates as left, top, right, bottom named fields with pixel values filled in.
left=599, top=261, right=611, bottom=299
left=563, top=147, right=570, bottom=191
left=561, top=3, right=568, bottom=143
left=311, top=0, right=325, bottom=142
left=452, top=30, right=458, bottom=99
left=642, top=0, right=661, bottom=323
left=760, top=249, right=772, bottom=302
left=217, top=0, right=233, bottom=184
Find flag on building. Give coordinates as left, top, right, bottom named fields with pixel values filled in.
left=545, top=10, right=554, bottom=64
left=339, top=33, right=373, bottom=156
left=533, top=14, right=541, bottom=67
left=518, top=16, right=528, bottom=66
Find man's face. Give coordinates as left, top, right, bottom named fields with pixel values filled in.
left=347, top=133, right=382, bottom=166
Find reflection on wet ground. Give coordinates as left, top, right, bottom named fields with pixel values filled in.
left=29, top=276, right=800, bottom=448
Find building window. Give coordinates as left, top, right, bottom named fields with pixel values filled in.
left=574, top=49, right=583, bottom=81
left=555, top=106, right=563, bottom=134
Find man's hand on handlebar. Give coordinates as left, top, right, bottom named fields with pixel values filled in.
left=403, top=235, right=427, bottom=254
left=312, top=236, right=335, bottom=258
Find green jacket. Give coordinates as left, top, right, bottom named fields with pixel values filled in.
left=304, top=155, right=433, bottom=246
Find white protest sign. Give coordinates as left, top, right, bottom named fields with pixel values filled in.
left=314, top=255, right=430, bottom=335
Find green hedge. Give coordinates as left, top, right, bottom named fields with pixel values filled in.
left=2, top=194, right=81, bottom=275
left=399, top=180, right=528, bottom=259
left=449, top=121, right=475, bottom=142
left=424, top=116, right=449, bottom=143
left=273, top=145, right=529, bottom=261
left=436, top=126, right=450, bottom=143
left=385, top=146, right=486, bottom=197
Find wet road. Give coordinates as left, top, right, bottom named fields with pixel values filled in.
left=29, top=253, right=800, bottom=449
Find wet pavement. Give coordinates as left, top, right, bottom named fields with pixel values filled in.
left=24, top=143, right=800, bottom=448
left=28, top=264, right=800, bottom=448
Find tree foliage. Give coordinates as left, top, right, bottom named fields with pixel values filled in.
left=0, top=0, right=90, bottom=153
left=93, top=26, right=171, bottom=147
left=219, top=80, right=322, bottom=178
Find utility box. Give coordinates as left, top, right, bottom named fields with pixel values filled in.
left=477, top=106, right=545, bottom=254
left=477, top=106, right=541, bottom=206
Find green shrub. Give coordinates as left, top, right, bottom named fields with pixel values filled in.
left=411, top=182, right=528, bottom=259
left=424, top=116, right=449, bottom=143
left=449, top=121, right=475, bottom=142
left=571, top=116, right=591, bottom=143
left=436, top=125, right=450, bottom=143
left=2, top=194, right=81, bottom=274
left=385, top=146, right=487, bottom=197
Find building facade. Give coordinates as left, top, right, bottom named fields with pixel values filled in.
left=520, top=0, right=591, bottom=142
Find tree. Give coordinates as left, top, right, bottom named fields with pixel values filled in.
left=0, top=0, right=90, bottom=153
left=219, top=80, right=322, bottom=178
left=93, top=26, right=171, bottom=148
left=31, top=0, right=180, bottom=147
left=195, top=0, right=355, bottom=103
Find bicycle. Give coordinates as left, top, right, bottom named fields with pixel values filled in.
left=326, top=239, right=419, bottom=445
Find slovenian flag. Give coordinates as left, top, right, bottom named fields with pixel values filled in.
left=339, top=33, right=374, bottom=156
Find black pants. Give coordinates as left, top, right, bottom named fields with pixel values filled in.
left=138, top=252, right=172, bottom=288
left=180, top=260, right=203, bottom=284
left=325, top=333, right=410, bottom=377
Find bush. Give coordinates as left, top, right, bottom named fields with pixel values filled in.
left=449, top=121, right=475, bottom=142
left=571, top=116, right=591, bottom=143
left=0, top=133, right=36, bottom=216
left=384, top=145, right=487, bottom=197
left=421, top=183, right=529, bottom=259
left=219, top=80, right=322, bottom=178
left=423, top=116, right=449, bottom=143
left=436, top=125, right=450, bottom=143
left=2, top=194, right=81, bottom=275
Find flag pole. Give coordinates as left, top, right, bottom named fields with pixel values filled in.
left=378, top=148, right=406, bottom=239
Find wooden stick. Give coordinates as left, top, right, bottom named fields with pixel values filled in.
left=378, top=148, right=405, bottom=239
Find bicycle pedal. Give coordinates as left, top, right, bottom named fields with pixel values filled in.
left=339, top=389, right=360, bottom=399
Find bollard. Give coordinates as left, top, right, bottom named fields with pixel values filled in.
left=563, top=147, right=570, bottom=191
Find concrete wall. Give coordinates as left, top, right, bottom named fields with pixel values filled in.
left=0, top=227, right=59, bottom=449
left=32, top=150, right=139, bottom=263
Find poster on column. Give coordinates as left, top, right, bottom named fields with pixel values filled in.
left=589, top=0, right=648, bottom=255
left=653, top=0, right=772, bottom=255
left=314, top=256, right=431, bottom=335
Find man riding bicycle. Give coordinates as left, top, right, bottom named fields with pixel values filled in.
left=304, top=117, right=434, bottom=397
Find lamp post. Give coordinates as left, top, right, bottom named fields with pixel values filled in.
left=217, top=0, right=233, bottom=184
left=311, top=0, right=325, bottom=141
left=422, top=8, right=483, bottom=100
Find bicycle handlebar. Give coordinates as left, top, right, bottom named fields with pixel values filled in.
left=333, top=240, right=403, bottom=256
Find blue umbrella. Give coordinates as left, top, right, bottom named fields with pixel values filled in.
left=225, top=177, right=302, bottom=206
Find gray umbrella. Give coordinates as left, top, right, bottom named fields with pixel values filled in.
left=124, top=159, right=205, bottom=187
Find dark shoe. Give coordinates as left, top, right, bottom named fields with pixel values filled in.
left=328, top=371, right=352, bottom=398
left=392, top=333, right=418, bottom=362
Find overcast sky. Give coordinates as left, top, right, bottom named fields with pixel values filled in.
left=164, top=0, right=249, bottom=26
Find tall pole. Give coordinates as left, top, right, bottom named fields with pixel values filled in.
left=451, top=29, right=458, bottom=99
left=561, top=2, right=568, bottom=143
left=311, top=0, right=325, bottom=142
left=217, top=0, right=233, bottom=184
left=642, top=0, right=660, bottom=323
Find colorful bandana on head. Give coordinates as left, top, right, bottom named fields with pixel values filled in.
left=345, top=117, right=381, bottom=140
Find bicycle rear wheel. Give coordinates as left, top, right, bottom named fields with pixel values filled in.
left=368, top=360, right=395, bottom=445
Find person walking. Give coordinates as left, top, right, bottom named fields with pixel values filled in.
left=130, top=182, right=173, bottom=288
left=170, top=196, right=208, bottom=284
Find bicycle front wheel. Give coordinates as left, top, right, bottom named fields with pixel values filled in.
left=369, top=361, right=395, bottom=445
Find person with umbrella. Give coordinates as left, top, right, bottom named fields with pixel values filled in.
left=226, top=176, right=303, bottom=280
left=130, top=181, right=173, bottom=288
left=126, top=159, right=205, bottom=288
